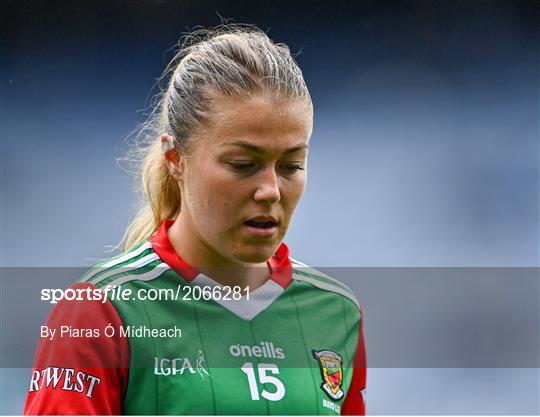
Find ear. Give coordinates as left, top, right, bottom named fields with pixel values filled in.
left=161, top=134, right=183, bottom=181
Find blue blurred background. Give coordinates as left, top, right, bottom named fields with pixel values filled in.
left=2, top=0, right=539, bottom=414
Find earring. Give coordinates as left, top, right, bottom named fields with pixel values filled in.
left=161, top=134, right=176, bottom=153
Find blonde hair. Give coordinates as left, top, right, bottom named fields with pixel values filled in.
left=119, top=24, right=312, bottom=251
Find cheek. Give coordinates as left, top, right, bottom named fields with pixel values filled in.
left=183, top=164, right=242, bottom=226
left=182, top=162, right=214, bottom=217
left=280, top=175, right=307, bottom=223
left=285, top=175, right=307, bottom=204
left=183, top=171, right=207, bottom=209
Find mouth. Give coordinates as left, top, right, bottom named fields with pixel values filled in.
left=243, top=217, right=279, bottom=237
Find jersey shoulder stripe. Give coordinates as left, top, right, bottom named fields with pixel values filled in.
left=78, top=242, right=153, bottom=283
left=290, top=258, right=360, bottom=311
left=290, top=257, right=353, bottom=293
left=78, top=242, right=170, bottom=288
left=105, top=262, right=171, bottom=287
left=90, top=253, right=161, bottom=286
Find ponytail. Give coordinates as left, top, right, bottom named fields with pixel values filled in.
left=119, top=140, right=181, bottom=251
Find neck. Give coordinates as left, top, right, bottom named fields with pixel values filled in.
left=167, top=215, right=270, bottom=290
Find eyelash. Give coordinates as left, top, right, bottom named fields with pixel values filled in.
left=228, top=162, right=254, bottom=170
left=283, top=165, right=305, bottom=172
left=228, top=162, right=305, bottom=172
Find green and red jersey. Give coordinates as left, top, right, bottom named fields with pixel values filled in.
left=25, top=220, right=366, bottom=415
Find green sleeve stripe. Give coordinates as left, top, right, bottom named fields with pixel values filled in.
left=290, top=257, right=353, bottom=293
left=79, top=242, right=153, bottom=283
left=291, top=265, right=354, bottom=295
left=82, top=247, right=156, bottom=285
left=105, top=262, right=171, bottom=287
left=292, top=272, right=360, bottom=310
left=90, top=253, right=161, bottom=286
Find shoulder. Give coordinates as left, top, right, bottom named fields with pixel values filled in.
left=289, top=257, right=361, bottom=313
left=76, top=241, right=171, bottom=288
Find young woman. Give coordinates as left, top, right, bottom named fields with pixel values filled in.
left=25, top=26, right=366, bottom=415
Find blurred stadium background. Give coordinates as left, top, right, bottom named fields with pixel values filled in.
left=2, top=0, right=539, bottom=414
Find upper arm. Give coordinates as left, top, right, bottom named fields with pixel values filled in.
left=24, top=282, right=130, bottom=415
left=341, top=312, right=366, bottom=416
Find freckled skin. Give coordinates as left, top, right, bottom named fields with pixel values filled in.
left=165, top=95, right=312, bottom=286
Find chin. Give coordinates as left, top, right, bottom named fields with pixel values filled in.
left=232, top=244, right=277, bottom=264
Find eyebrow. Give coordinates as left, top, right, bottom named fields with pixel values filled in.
left=223, top=141, right=309, bottom=154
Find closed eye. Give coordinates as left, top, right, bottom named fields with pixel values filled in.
left=228, top=162, right=255, bottom=171
left=227, top=161, right=305, bottom=174
left=281, top=164, right=305, bottom=172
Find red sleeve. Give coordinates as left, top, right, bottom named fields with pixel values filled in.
left=24, top=282, right=130, bottom=415
left=341, top=316, right=366, bottom=416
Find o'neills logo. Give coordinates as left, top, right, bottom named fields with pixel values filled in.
left=229, top=341, right=285, bottom=359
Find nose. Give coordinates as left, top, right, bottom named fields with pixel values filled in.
left=253, top=166, right=281, bottom=204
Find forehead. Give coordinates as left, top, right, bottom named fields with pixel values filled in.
left=198, top=95, right=313, bottom=151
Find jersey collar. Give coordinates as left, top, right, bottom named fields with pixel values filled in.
left=150, top=219, right=293, bottom=289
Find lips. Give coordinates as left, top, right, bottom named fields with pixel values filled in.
left=243, top=216, right=279, bottom=237
left=244, top=216, right=279, bottom=229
